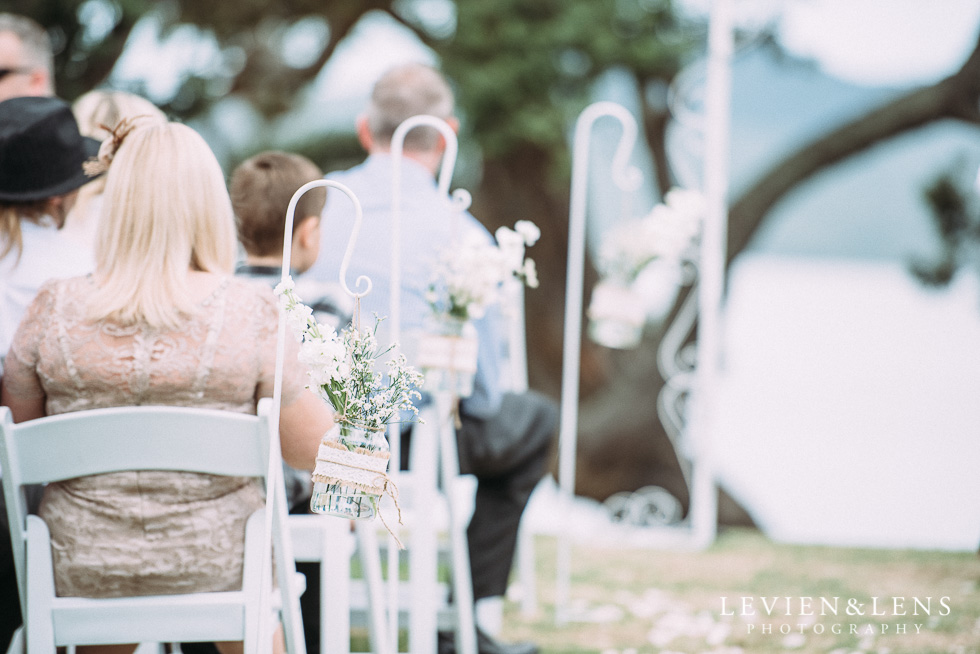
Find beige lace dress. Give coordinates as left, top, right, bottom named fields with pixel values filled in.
left=2, top=275, right=306, bottom=598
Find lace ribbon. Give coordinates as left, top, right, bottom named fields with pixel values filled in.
left=417, top=330, right=477, bottom=428
left=313, top=439, right=404, bottom=548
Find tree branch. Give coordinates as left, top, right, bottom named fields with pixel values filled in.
left=727, top=28, right=980, bottom=265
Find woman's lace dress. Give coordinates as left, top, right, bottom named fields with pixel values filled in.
left=3, top=275, right=306, bottom=598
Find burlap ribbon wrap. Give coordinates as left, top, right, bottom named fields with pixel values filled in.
left=414, top=323, right=478, bottom=427
left=312, top=427, right=404, bottom=548
left=312, top=439, right=390, bottom=494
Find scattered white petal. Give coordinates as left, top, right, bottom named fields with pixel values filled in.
left=782, top=632, right=806, bottom=649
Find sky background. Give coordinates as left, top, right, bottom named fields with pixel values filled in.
left=680, top=0, right=980, bottom=86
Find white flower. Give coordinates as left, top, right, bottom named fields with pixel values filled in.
left=514, top=220, right=541, bottom=246
left=522, top=258, right=539, bottom=288
left=664, top=187, right=706, bottom=220
left=494, top=225, right=525, bottom=251
left=284, top=302, right=314, bottom=340
left=274, top=277, right=295, bottom=295
left=596, top=188, right=704, bottom=284
left=427, top=221, right=541, bottom=321
left=278, top=287, right=423, bottom=430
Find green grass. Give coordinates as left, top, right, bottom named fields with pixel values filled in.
left=495, top=528, right=980, bottom=654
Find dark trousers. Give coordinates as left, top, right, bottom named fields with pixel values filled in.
left=0, top=498, right=21, bottom=653
left=404, top=390, right=558, bottom=601
left=1, top=484, right=43, bottom=652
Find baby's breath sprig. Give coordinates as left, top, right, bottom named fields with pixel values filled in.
left=426, top=220, right=540, bottom=322
left=275, top=278, right=424, bottom=434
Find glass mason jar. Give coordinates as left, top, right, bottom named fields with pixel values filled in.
left=415, top=314, right=479, bottom=397
left=309, top=424, right=389, bottom=519
left=587, top=279, right=647, bottom=349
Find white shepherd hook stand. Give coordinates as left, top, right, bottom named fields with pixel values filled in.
left=556, top=0, right=734, bottom=622
left=269, top=179, right=382, bottom=654
left=390, top=115, right=479, bottom=654
left=556, top=100, right=642, bottom=627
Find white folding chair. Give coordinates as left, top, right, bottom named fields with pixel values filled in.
left=0, top=398, right=305, bottom=654
left=401, top=390, right=478, bottom=654
left=288, top=515, right=389, bottom=654
left=339, top=390, right=477, bottom=654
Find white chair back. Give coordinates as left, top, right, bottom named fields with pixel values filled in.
left=0, top=399, right=304, bottom=654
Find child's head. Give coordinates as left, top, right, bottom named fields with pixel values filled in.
left=230, top=151, right=324, bottom=274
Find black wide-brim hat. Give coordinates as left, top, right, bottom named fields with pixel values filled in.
left=0, top=96, right=102, bottom=202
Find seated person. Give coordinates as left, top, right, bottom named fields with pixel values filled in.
left=1, top=120, right=333, bottom=654
left=229, top=150, right=352, bottom=334
left=308, top=63, right=558, bottom=654
left=0, top=96, right=98, bottom=648
left=0, top=96, right=98, bottom=371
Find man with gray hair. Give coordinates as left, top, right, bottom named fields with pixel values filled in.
left=0, top=13, right=55, bottom=101
left=309, top=63, right=556, bottom=654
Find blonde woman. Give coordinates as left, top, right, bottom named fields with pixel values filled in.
left=1, top=121, right=332, bottom=654
left=63, top=90, right=167, bottom=249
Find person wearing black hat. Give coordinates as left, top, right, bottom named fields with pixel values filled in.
left=0, top=95, right=100, bottom=366
left=0, top=94, right=98, bottom=651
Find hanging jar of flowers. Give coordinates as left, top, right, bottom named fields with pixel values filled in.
left=276, top=278, right=423, bottom=521
left=589, top=188, right=704, bottom=349
left=310, top=423, right=390, bottom=519
left=417, top=219, right=540, bottom=396
left=414, top=314, right=479, bottom=398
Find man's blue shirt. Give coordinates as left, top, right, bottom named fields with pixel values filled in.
left=306, top=153, right=505, bottom=419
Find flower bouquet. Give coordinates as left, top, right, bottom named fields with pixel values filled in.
left=589, top=188, right=704, bottom=349
left=276, top=278, right=423, bottom=521
left=418, top=220, right=540, bottom=396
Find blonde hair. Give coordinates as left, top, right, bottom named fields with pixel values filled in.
left=73, top=90, right=167, bottom=141
left=69, top=91, right=167, bottom=227
left=0, top=201, right=47, bottom=264
left=88, top=122, right=237, bottom=329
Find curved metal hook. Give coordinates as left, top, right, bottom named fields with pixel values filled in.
left=391, top=114, right=460, bottom=197
left=388, top=114, right=464, bottom=343
left=281, top=179, right=372, bottom=299
left=386, top=113, right=464, bottom=648
left=579, top=101, right=643, bottom=194
left=560, top=100, right=644, bottom=490
left=449, top=188, right=472, bottom=213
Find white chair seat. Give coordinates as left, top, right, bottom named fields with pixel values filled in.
left=0, top=400, right=306, bottom=654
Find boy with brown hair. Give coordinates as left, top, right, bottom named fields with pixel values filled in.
left=231, top=150, right=324, bottom=282
left=230, top=150, right=352, bottom=330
